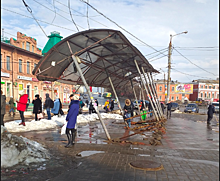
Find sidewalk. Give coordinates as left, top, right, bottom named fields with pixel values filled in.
left=1, top=113, right=219, bottom=181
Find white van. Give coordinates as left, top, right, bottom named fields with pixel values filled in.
left=212, top=102, right=219, bottom=113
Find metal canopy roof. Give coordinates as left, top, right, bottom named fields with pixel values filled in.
left=32, top=29, right=159, bottom=89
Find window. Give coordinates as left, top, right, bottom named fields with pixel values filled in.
left=209, top=86, right=211, bottom=89
left=27, top=61, right=30, bottom=74
left=201, top=85, right=204, bottom=88
left=213, top=86, right=215, bottom=89
left=176, top=96, right=179, bottom=100
left=34, top=63, right=37, bottom=68
left=159, top=96, right=162, bottom=100
left=32, top=45, right=34, bottom=53
left=212, top=93, right=214, bottom=98
left=26, top=42, right=30, bottom=51
left=172, top=87, right=174, bottom=91
left=22, top=42, right=25, bottom=49
left=201, top=93, right=203, bottom=98
left=7, top=56, right=10, bottom=70
left=208, top=93, right=211, bottom=98
left=217, top=94, right=219, bottom=99
left=159, top=86, right=162, bottom=91
left=171, top=96, right=174, bottom=100
left=205, top=93, right=207, bottom=98
left=19, top=59, right=22, bottom=72
left=205, top=85, right=207, bottom=89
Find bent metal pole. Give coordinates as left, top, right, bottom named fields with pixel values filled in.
left=106, top=70, right=123, bottom=113
left=148, top=72, right=164, bottom=118
left=141, top=67, right=162, bottom=119
left=134, top=60, right=159, bottom=122
left=67, top=42, right=111, bottom=140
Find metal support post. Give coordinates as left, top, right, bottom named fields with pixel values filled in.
left=139, top=82, right=147, bottom=110
left=67, top=41, right=111, bottom=140
left=106, top=71, right=123, bottom=113
left=130, top=79, right=142, bottom=119
left=134, top=60, right=159, bottom=122
left=146, top=72, right=163, bottom=118
left=149, top=72, right=164, bottom=117
left=141, top=67, right=162, bottom=119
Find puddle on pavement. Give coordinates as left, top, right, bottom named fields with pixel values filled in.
left=76, top=151, right=105, bottom=157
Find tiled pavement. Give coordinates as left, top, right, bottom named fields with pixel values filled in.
left=1, top=113, right=219, bottom=181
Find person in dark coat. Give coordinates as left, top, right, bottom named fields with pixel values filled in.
left=161, top=102, right=165, bottom=114
left=207, top=103, right=215, bottom=125
left=148, top=102, right=153, bottom=117
left=85, top=99, right=89, bottom=107
left=1, top=90, right=6, bottom=126
left=58, top=98, right=64, bottom=116
left=124, top=99, right=133, bottom=128
left=166, top=101, right=172, bottom=119
left=89, top=100, right=95, bottom=114
left=9, top=96, right=15, bottom=116
left=44, top=93, right=53, bottom=120
left=110, top=99, right=114, bottom=112
left=32, top=94, right=42, bottom=121
left=65, top=94, right=79, bottom=148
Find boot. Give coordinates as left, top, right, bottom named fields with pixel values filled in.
left=13, top=112, right=15, bottom=117
left=65, top=133, right=72, bottom=148
left=71, top=129, right=77, bottom=145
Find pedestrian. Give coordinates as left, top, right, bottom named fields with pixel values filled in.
left=89, top=100, right=95, bottom=114
left=51, top=98, right=60, bottom=115
left=32, top=94, right=42, bottom=121
left=161, top=102, right=165, bottom=114
left=110, top=99, right=114, bottom=112
left=16, top=91, right=28, bottom=126
left=95, top=99, right=98, bottom=107
left=207, top=103, right=215, bottom=125
left=65, top=94, right=79, bottom=148
left=166, top=101, right=172, bottom=119
left=148, top=102, right=153, bottom=117
left=124, top=99, right=133, bottom=128
left=104, top=100, right=110, bottom=113
left=85, top=99, right=89, bottom=107
left=58, top=98, right=64, bottom=116
left=79, top=98, right=85, bottom=114
left=44, top=93, right=53, bottom=120
left=1, top=90, right=6, bottom=126
left=9, top=96, right=15, bottom=117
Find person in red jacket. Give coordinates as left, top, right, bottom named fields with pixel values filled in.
left=16, top=91, right=28, bottom=126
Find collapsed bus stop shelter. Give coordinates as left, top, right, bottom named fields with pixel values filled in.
left=32, top=29, right=162, bottom=140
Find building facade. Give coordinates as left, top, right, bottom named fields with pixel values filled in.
left=189, top=79, right=219, bottom=102
left=154, top=79, right=190, bottom=102
left=1, top=32, right=83, bottom=103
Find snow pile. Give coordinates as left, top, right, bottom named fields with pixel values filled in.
left=1, top=126, right=50, bottom=168
left=5, top=113, right=123, bottom=133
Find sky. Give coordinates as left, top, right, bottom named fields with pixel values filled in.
left=1, top=0, right=219, bottom=83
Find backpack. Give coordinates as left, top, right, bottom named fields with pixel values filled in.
left=50, top=99, right=54, bottom=108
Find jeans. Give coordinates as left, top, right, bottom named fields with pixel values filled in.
left=126, top=113, right=131, bottom=127
left=9, top=108, right=14, bottom=113
left=207, top=115, right=213, bottom=124
left=167, top=109, right=171, bottom=119
left=46, top=108, right=51, bottom=120
left=19, top=111, right=25, bottom=123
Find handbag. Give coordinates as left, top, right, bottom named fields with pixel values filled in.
left=37, top=113, right=44, bottom=119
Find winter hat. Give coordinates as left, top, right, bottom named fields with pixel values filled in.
left=73, top=94, right=79, bottom=100
left=19, top=90, right=24, bottom=95
left=35, top=94, right=39, bottom=98
left=125, top=99, right=131, bottom=106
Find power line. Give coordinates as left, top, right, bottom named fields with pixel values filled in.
left=79, top=0, right=167, bottom=57
left=144, top=47, right=168, bottom=57
left=87, top=0, right=90, bottom=29
left=173, top=47, right=217, bottom=76
left=51, top=0, right=57, bottom=24
left=149, top=54, right=168, bottom=62
left=68, top=0, right=80, bottom=31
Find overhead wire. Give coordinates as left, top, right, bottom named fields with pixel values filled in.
left=51, top=0, right=57, bottom=24
left=79, top=0, right=167, bottom=57
left=87, top=0, right=90, bottom=29
left=173, top=47, right=217, bottom=76
left=68, top=0, right=80, bottom=32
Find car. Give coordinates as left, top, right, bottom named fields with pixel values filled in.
left=212, top=102, right=219, bottom=113
left=83, top=94, right=89, bottom=99
left=171, top=102, right=179, bottom=111
left=184, top=103, right=199, bottom=113
left=133, top=100, right=149, bottom=109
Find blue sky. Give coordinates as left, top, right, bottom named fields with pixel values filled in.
left=1, top=0, right=219, bottom=82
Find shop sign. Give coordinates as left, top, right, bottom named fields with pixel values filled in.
left=32, top=78, right=39, bottom=82
left=19, top=84, right=23, bottom=91
left=43, top=81, right=51, bottom=84
left=54, top=81, right=60, bottom=86
left=17, top=75, right=32, bottom=81
left=175, top=84, right=193, bottom=94
left=1, top=72, right=10, bottom=78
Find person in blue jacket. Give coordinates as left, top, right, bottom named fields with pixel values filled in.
left=51, top=98, right=60, bottom=115
left=65, top=94, right=79, bottom=148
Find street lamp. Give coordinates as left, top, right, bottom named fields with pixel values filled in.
left=166, top=31, right=188, bottom=104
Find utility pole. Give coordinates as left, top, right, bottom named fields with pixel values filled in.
left=166, top=31, right=188, bottom=104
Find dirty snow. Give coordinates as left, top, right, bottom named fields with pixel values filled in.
left=5, top=113, right=123, bottom=133
left=1, top=126, right=50, bottom=168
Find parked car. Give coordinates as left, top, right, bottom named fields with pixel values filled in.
left=133, top=100, right=149, bottom=109
left=212, top=102, right=219, bottom=113
left=83, top=94, right=89, bottom=99
left=171, top=102, right=179, bottom=111
left=184, top=103, right=199, bottom=113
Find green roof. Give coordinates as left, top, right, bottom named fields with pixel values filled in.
left=42, top=31, right=63, bottom=55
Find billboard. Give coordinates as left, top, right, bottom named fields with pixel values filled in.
left=175, top=84, right=193, bottom=94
